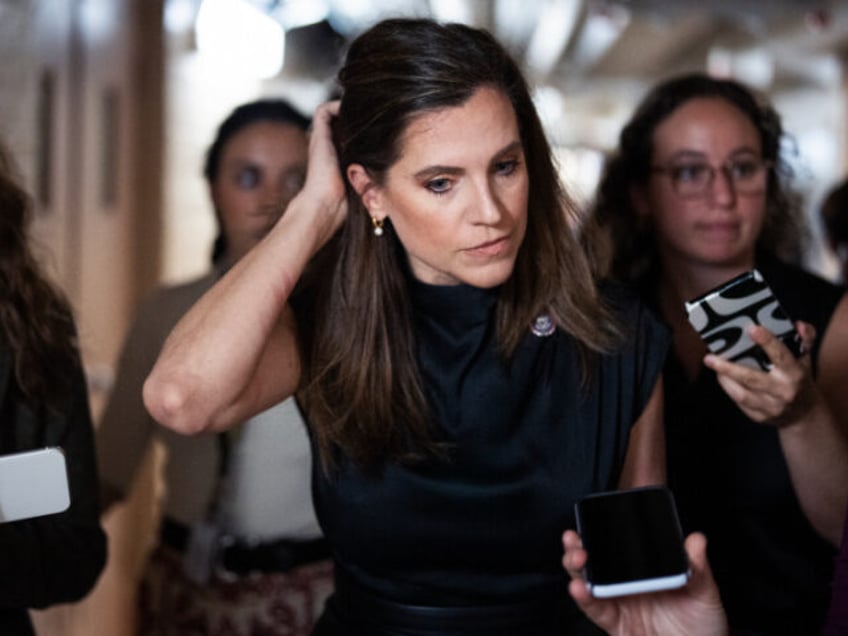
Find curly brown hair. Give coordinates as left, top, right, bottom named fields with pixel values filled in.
left=588, top=73, right=806, bottom=287
left=0, top=142, right=78, bottom=404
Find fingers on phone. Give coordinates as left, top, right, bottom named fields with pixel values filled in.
left=562, top=530, right=587, bottom=575
left=567, top=577, right=594, bottom=605
left=683, top=532, right=707, bottom=569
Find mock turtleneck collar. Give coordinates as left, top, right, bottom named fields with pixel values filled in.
left=407, top=274, right=501, bottom=332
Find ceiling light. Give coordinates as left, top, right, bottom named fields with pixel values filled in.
left=195, top=0, right=285, bottom=79
left=274, top=0, right=330, bottom=30
left=429, top=0, right=475, bottom=25
left=525, top=0, right=583, bottom=77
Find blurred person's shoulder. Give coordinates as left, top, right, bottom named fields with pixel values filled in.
left=129, top=271, right=219, bottom=341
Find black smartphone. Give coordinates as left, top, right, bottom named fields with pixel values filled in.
left=684, top=268, right=803, bottom=371
left=574, top=485, right=690, bottom=598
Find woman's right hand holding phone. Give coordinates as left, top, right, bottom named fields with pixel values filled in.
left=562, top=530, right=728, bottom=636
left=703, top=320, right=817, bottom=427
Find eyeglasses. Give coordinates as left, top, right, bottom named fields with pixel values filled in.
left=651, top=158, right=772, bottom=199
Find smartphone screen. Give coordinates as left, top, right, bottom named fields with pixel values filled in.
left=574, top=486, right=690, bottom=598
left=684, top=268, right=802, bottom=371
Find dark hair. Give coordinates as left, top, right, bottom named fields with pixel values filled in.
left=0, top=142, right=78, bottom=404
left=204, top=99, right=310, bottom=264
left=820, top=178, right=848, bottom=280
left=821, top=180, right=848, bottom=249
left=589, top=72, right=806, bottom=286
left=299, top=18, right=622, bottom=472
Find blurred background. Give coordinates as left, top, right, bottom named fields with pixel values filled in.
left=1, top=0, right=847, bottom=633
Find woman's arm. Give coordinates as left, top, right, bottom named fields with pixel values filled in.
left=704, top=297, right=848, bottom=545
left=144, top=102, right=348, bottom=435
left=618, top=377, right=666, bottom=489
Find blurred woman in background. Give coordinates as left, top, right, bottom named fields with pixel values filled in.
left=97, top=99, right=332, bottom=636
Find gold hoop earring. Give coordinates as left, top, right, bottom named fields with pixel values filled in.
left=372, top=217, right=384, bottom=236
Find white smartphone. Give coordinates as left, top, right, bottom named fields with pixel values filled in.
left=0, top=447, right=71, bottom=523
left=574, top=485, right=690, bottom=598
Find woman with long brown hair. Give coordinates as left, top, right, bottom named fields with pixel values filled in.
left=145, top=18, right=670, bottom=635
left=0, top=141, right=106, bottom=634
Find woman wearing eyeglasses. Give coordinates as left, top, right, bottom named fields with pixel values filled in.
left=586, top=73, right=848, bottom=634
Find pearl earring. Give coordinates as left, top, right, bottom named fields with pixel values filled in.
left=372, top=217, right=384, bottom=236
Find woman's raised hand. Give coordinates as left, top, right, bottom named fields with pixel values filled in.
left=295, top=100, right=349, bottom=249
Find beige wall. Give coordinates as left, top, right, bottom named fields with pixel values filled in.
left=0, top=3, right=38, bottom=176
left=0, top=0, right=161, bottom=394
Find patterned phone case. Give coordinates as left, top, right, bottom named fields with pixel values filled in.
left=684, top=269, right=802, bottom=371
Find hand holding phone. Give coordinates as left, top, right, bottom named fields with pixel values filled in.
left=564, top=530, right=729, bottom=635
left=574, top=485, right=690, bottom=598
left=684, top=269, right=802, bottom=371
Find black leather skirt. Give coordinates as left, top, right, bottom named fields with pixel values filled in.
left=311, top=571, right=602, bottom=636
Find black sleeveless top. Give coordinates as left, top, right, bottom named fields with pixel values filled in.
left=663, top=256, right=845, bottom=635
left=311, top=277, right=669, bottom=633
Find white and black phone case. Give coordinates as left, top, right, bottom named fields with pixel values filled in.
left=684, top=269, right=802, bottom=371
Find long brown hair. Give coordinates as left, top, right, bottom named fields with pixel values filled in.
left=0, top=142, right=78, bottom=405
left=299, top=18, right=623, bottom=472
